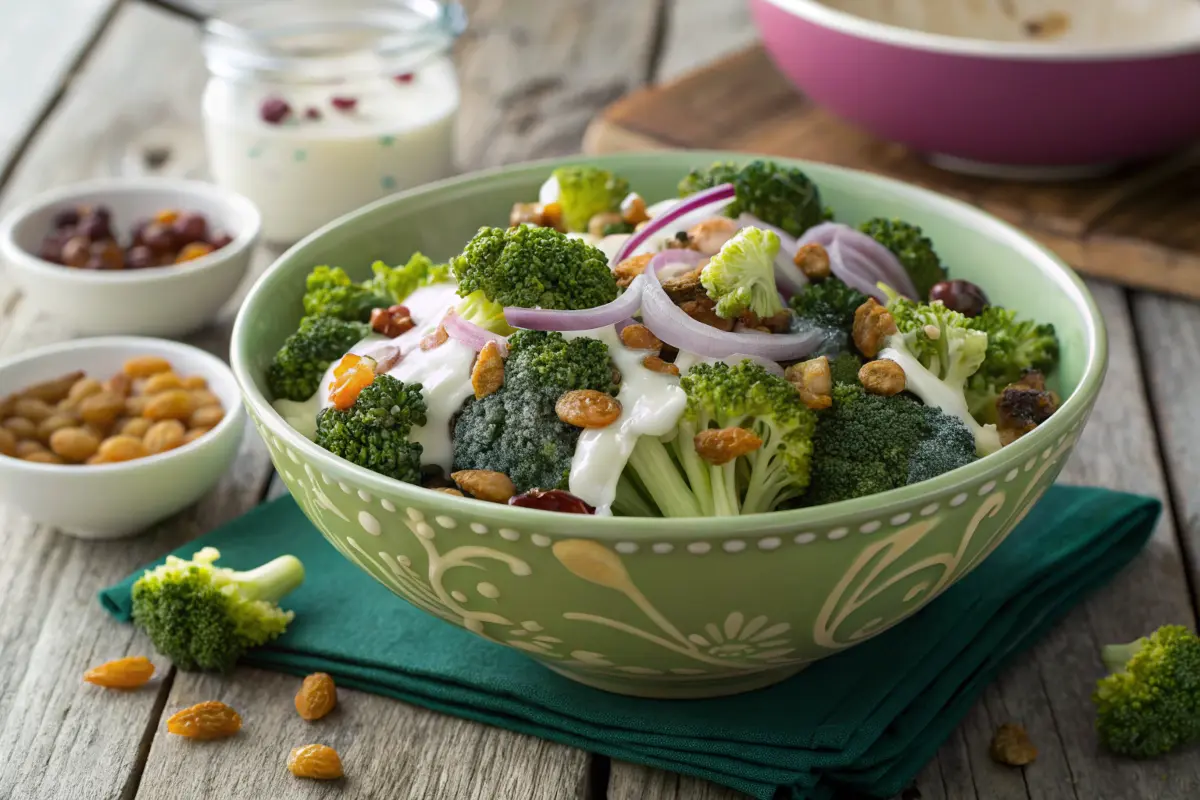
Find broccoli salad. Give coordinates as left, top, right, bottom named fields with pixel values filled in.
left=267, top=160, right=1061, bottom=516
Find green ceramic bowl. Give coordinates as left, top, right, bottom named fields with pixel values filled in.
left=231, top=152, right=1106, bottom=699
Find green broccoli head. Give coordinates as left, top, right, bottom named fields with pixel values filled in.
left=266, top=315, right=370, bottom=402
left=452, top=330, right=616, bottom=493
left=679, top=159, right=829, bottom=238
left=700, top=226, right=785, bottom=320
left=365, top=252, right=452, bottom=302
left=552, top=165, right=630, bottom=232
left=828, top=352, right=863, bottom=386
left=807, top=383, right=976, bottom=506
left=316, top=374, right=427, bottom=483
left=1094, top=625, right=1200, bottom=758
left=131, top=546, right=304, bottom=672
left=303, top=265, right=392, bottom=322
left=451, top=226, right=618, bottom=312
left=965, top=305, right=1060, bottom=423
left=790, top=277, right=867, bottom=333
left=859, top=218, right=947, bottom=299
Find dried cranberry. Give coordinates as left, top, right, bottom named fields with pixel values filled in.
left=172, top=212, right=208, bottom=245
left=208, top=232, right=234, bottom=250
left=37, top=239, right=64, bottom=263
left=394, top=72, right=415, bottom=83
left=304, top=106, right=322, bottom=120
left=126, top=245, right=156, bottom=269
left=508, top=489, right=595, bottom=514
left=929, top=279, right=989, bottom=317
left=140, top=222, right=176, bottom=254
left=61, top=235, right=91, bottom=267
left=130, top=218, right=151, bottom=246
left=77, top=213, right=112, bottom=241
left=330, top=95, right=358, bottom=111
left=52, top=207, right=80, bottom=229
left=260, top=96, right=291, bottom=124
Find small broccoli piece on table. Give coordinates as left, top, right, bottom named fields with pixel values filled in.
left=267, top=315, right=370, bottom=402
left=365, top=252, right=452, bottom=302
left=679, top=159, right=829, bottom=239
left=316, top=374, right=427, bottom=483
left=453, top=330, right=615, bottom=493
left=552, top=165, right=630, bottom=232
left=859, top=218, right=948, bottom=299
left=303, top=265, right=392, bottom=322
left=700, top=227, right=785, bottom=320
left=1094, top=625, right=1200, bottom=758
left=451, top=226, right=619, bottom=335
left=965, top=305, right=1060, bottom=423
left=131, top=546, right=304, bottom=672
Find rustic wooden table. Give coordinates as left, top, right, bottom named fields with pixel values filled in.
left=1, top=2, right=1197, bottom=799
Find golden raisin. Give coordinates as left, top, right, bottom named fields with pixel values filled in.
left=420, top=325, right=449, bottom=351
left=619, top=324, right=661, bottom=352
left=288, top=744, right=344, bottom=780
left=183, top=429, right=209, bottom=445
left=642, top=355, right=680, bottom=376
left=990, top=723, right=1037, bottom=766
left=79, top=391, right=125, bottom=427
left=694, top=427, right=764, bottom=465
left=295, top=672, right=338, bottom=721
left=84, top=656, right=155, bottom=689
left=154, top=209, right=179, bottom=225
left=181, top=375, right=207, bottom=390
left=143, top=372, right=184, bottom=394
left=118, top=417, right=153, bottom=438
left=190, top=389, right=222, bottom=409
left=15, top=440, right=47, bottom=458
left=541, top=201, right=564, bottom=231
left=555, top=390, right=622, bottom=429
left=13, top=397, right=54, bottom=423
left=329, top=354, right=376, bottom=410
left=0, top=427, right=15, bottom=457
left=166, top=701, right=242, bottom=740
left=97, top=435, right=148, bottom=463
left=612, top=253, right=653, bottom=288
left=679, top=297, right=735, bottom=332
left=175, top=242, right=214, bottom=263
left=793, top=243, right=831, bottom=280
left=189, top=406, right=225, bottom=430
left=859, top=360, right=906, bottom=396
left=123, top=356, right=172, bottom=378
left=470, top=342, right=505, bottom=399
left=37, top=414, right=77, bottom=442
left=3, top=417, right=37, bottom=440
left=144, top=420, right=186, bottom=454
left=622, top=194, right=649, bottom=225
left=143, top=390, right=194, bottom=421
left=22, top=451, right=63, bottom=464
left=49, top=427, right=101, bottom=463
left=105, top=373, right=133, bottom=397
left=17, top=371, right=85, bottom=404
left=67, top=377, right=104, bottom=403
left=451, top=469, right=516, bottom=503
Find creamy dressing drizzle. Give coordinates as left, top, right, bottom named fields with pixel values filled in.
left=565, top=326, right=687, bottom=515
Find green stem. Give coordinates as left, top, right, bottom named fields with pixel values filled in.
left=235, top=556, right=306, bottom=603
left=629, top=436, right=702, bottom=518
left=1101, top=640, right=1144, bottom=674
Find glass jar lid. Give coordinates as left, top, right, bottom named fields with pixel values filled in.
left=203, top=0, right=466, bottom=84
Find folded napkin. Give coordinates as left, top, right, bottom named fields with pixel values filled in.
left=100, top=485, right=1159, bottom=800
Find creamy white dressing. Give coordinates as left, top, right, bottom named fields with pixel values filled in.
left=566, top=326, right=687, bottom=515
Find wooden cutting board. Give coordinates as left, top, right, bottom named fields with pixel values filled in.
left=584, top=47, right=1200, bottom=300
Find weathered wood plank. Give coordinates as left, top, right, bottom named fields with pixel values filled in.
left=607, top=761, right=746, bottom=800
left=655, top=0, right=757, bottom=82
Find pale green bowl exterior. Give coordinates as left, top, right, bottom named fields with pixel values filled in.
left=231, top=152, right=1106, bottom=698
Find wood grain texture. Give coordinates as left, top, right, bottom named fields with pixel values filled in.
left=583, top=46, right=1200, bottom=300
left=655, top=0, right=756, bottom=82
left=607, top=761, right=748, bottom=800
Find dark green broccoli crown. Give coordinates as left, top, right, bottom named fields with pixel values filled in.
left=451, top=225, right=617, bottom=310
left=963, top=305, right=1059, bottom=423
left=302, top=265, right=392, bottom=322
left=679, top=159, right=826, bottom=239
left=858, top=218, right=947, bottom=299
left=827, top=352, right=863, bottom=386
left=266, top=315, right=370, bottom=401
left=790, top=277, right=866, bottom=333
left=131, top=571, right=241, bottom=672
left=316, top=374, right=427, bottom=483
left=1094, top=625, right=1200, bottom=758
left=907, top=406, right=977, bottom=485
left=452, top=330, right=615, bottom=493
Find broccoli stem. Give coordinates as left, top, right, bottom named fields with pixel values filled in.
left=628, top=436, right=702, bottom=518
left=710, top=461, right=741, bottom=516
left=233, top=555, right=306, bottom=603
left=672, top=421, right=715, bottom=517
left=1101, top=640, right=1145, bottom=674
left=613, top=472, right=660, bottom=518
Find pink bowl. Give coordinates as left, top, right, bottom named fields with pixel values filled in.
left=750, top=0, right=1200, bottom=177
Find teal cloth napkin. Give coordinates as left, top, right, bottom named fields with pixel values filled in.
left=100, top=485, right=1159, bottom=799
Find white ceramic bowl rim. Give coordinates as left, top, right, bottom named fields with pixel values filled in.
left=765, top=0, right=1200, bottom=61
left=0, top=177, right=261, bottom=286
left=233, top=152, right=1107, bottom=540
left=0, top=336, right=244, bottom=474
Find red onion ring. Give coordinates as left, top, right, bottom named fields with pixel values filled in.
left=648, top=248, right=706, bottom=280
left=504, top=275, right=646, bottom=332
left=828, top=239, right=888, bottom=302
left=612, top=183, right=736, bottom=265
left=797, top=223, right=918, bottom=300
left=640, top=261, right=824, bottom=361
left=442, top=309, right=509, bottom=355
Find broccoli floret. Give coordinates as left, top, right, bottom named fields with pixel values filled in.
left=678, top=159, right=829, bottom=238
left=789, top=276, right=867, bottom=348
left=266, top=315, right=370, bottom=401
left=453, top=330, right=615, bottom=492
left=859, top=218, right=947, bottom=299
left=451, top=226, right=618, bottom=334
left=828, top=352, right=863, bottom=386
left=965, top=305, right=1060, bottom=422
left=365, top=252, right=452, bottom=302
left=131, top=546, right=304, bottom=672
left=1094, top=625, right=1200, bottom=758
left=303, top=265, right=392, bottom=322
left=882, top=290, right=999, bottom=455
left=622, top=360, right=816, bottom=517
left=316, top=374, right=427, bottom=483
left=700, top=227, right=785, bottom=320
left=807, top=383, right=976, bottom=505
left=552, top=165, right=630, bottom=232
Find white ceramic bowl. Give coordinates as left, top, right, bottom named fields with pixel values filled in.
left=0, top=337, right=245, bottom=539
left=0, top=178, right=261, bottom=337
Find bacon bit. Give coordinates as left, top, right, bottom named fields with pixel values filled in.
left=330, top=96, right=358, bottom=111
left=329, top=354, right=376, bottom=410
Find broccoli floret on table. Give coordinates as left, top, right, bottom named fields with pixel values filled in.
left=678, top=159, right=830, bottom=238
left=316, top=374, right=427, bottom=484
left=965, top=305, right=1060, bottom=423
left=1094, top=625, right=1200, bottom=758
left=131, top=546, right=305, bottom=672
left=453, top=330, right=616, bottom=493
left=552, top=165, right=630, bottom=232
left=859, top=218, right=947, bottom=299
left=700, top=226, right=785, bottom=320
left=266, top=315, right=370, bottom=402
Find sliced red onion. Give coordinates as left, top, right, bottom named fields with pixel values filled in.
left=443, top=309, right=509, bottom=355
left=615, top=317, right=637, bottom=334
left=640, top=262, right=823, bottom=361
left=504, top=275, right=645, bottom=332
left=648, top=248, right=706, bottom=281
left=736, top=213, right=808, bottom=299
left=698, top=353, right=785, bottom=377
left=612, top=183, right=735, bottom=265
left=828, top=239, right=888, bottom=302
left=797, top=223, right=918, bottom=300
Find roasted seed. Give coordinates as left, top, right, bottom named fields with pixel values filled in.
left=793, top=243, right=831, bottom=280
left=852, top=298, right=898, bottom=358
left=859, top=360, right=906, bottom=396
left=451, top=469, right=516, bottom=503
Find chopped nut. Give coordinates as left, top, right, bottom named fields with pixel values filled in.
left=471, top=341, right=505, bottom=399
left=420, top=325, right=449, bottom=351
left=555, top=390, right=622, bottom=429
left=740, top=309, right=792, bottom=333
left=642, top=355, right=680, bottom=376
left=622, top=194, right=649, bottom=225
left=587, top=211, right=624, bottom=238
left=661, top=267, right=705, bottom=303
left=990, top=723, right=1037, bottom=766
left=793, top=243, right=831, bottom=280
left=680, top=297, right=735, bottom=332
left=996, top=370, right=1059, bottom=446
left=785, top=357, right=833, bottom=410
left=694, top=426, right=764, bottom=465
left=852, top=298, right=897, bottom=358
left=619, top=323, right=662, bottom=352
left=613, top=253, right=653, bottom=288
left=859, top=360, right=906, bottom=396
left=509, top=202, right=545, bottom=228
left=687, top=217, right=739, bottom=256
left=370, top=305, right=415, bottom=338
left=451, top=469, right=516, bottom=503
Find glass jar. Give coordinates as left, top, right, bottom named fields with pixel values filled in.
left=201, top=0, right=465, bottom=244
